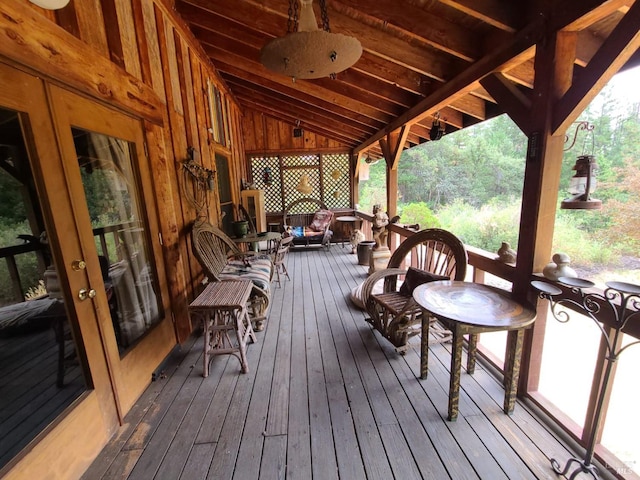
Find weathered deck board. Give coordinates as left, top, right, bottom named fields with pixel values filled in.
left=83, top=246, right=572, bottom=480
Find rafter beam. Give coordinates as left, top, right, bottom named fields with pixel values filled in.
left=438, top=0, right=521, bottom=32
left=481, top=73, right=533, bottom=135
left=554, top=0, right=640, bottom=134
left=355, top=16, right=544, bottom=153
left=380, top=126, right=411, bottom=171
left=332, top=0, right=480, bottom=62
left=201, top=43, right=394, bottom=124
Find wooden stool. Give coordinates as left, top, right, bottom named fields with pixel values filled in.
left=189, top=280, right=256, bottom=376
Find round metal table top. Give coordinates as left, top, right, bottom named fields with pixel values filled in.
left=336, top=215, right=359, bottom=222
left=231, top=231, right=282, bottom=243
left=413, top=280, right=536, bottom=329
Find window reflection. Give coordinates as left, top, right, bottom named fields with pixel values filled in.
left=73, top=129, right=162, bottom=352
left=0, top=108, right=86, bottom=469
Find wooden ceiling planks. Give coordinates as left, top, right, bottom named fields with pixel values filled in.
left=173, top=0, right=640, bottom=156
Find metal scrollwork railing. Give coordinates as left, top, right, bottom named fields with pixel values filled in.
left=531, top=277, right=640, bottom=479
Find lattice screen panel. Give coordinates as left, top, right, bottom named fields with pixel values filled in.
left=248, top=152, right=350, bottom=213
left=249, top=155, right=281, bottom=212
left=282, top=153, right=320, bottom=168
left=282, top=168, right=322, bottom=213
left=321, top=153, right=350, bottom=209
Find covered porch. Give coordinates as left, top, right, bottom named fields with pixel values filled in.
left=83, top=246, right=570, bottom=480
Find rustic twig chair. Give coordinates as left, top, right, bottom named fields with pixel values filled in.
left=361, top=228, right=468, bottom=352
left=191, top=219, right=273, bottom=330
left=272, top=235, right=293, bottom=287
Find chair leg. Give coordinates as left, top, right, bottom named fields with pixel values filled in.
left=281, top=263, right=290, bottom=282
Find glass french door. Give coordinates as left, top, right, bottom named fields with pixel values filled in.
left=47, top=85, right=174, bottom=414
left=0, top=63, right=119, bottom=477
left=0, top=63, right=174, bottom=478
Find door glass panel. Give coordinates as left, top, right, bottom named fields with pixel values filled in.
left=0, top=108, right=87, bottom=469
left=72, top=128, right=162, bottom=353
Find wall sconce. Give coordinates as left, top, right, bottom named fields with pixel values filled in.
left=561, top=122, right=601, bottom=210
left=429, top=112, right=445, bottom=141
left=182, top=147, right=216, bottom=192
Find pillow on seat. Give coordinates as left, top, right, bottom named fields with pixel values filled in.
left=398, top=267, right=448, bottom=296
left=289, top=226, right=305, bottom=237
left=309, top=209, right=333, bottom=232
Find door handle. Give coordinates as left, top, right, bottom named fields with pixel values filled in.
left=72, top=259, right=86, bottom=271
left=78, top=288, right=96, bottom=301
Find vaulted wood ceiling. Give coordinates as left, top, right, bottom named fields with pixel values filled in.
left=175, top=0, right=639, bottom=157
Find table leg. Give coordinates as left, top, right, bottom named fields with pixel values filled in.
left=448, top=326, right=464, bottom=421
left=235, top=310, right=249, bottom=374
left=202, top=314, right=211, bottom=378
left=420, top=310, right=431, bottom=380
left=467, top=333, right=478, bottom=374
left=503, top=329, right=525, bottom=414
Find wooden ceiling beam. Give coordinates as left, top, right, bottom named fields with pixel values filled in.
left=180, top=0, right=465, bottom=82
left=351, top=53, right=432, bottom=95
left=193, top=30, right=406, bottom=118
left=201, top=43, right=394, bottom=124
left=437, top=0, right=522, bottom=32
left=332, top=0, right=480, bottom=62
left=214, top=60, right=386, bottom=131
left=240, top=100, right=358, bottom=147
left=481, top=73, right=533, bottom=135
left=503, top=58, right=535, bottom=88
left=449, top=94, right=486, bottom=120
left=223, top=74, right=372, bottom=138
left=335, top=68, right=422, bottom=109
left=355, top=16, right=544, bottom=153
left=556, top=0, right=634, bottom=31
left=554, top=0, right=640, bottom=134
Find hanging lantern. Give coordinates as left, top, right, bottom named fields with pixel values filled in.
left=263, top=167, right=273, bottom=186
left=296, top=174, right=313, bottom=194
left=429, top=112, right=445, bottom=141
left=560, top=155, right=602, bottom=210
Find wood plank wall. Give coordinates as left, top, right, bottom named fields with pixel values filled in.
left=0, top=0, right=246, bottom=342
left=243, top=110, right=350, bottom=153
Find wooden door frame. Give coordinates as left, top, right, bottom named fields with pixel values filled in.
left=46, top=84, right=176, bottom=414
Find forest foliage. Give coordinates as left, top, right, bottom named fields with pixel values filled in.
left=359, top=78, right=640, bottom=273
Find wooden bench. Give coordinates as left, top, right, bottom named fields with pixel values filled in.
left=282, top=197, right=333, bottom=248
left=191, top=219, right=274, bottom=330
left=189, top=280, right=256, bottom=375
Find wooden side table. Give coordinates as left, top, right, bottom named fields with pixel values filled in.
left=189, top=280, right=256, bottom=376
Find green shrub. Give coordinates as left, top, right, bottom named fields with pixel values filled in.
left=399, top=202, right=440, bottom=228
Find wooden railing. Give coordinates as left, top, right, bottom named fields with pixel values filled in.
left=0, top=221, right=136, bottom=303
left=0, top=241, right=47, bottom=303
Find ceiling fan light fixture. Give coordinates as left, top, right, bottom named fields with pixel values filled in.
left=260, top=0, right=362, bottom=80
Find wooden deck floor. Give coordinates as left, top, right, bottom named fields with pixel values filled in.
left=84, top=246, right=573, bottom=480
